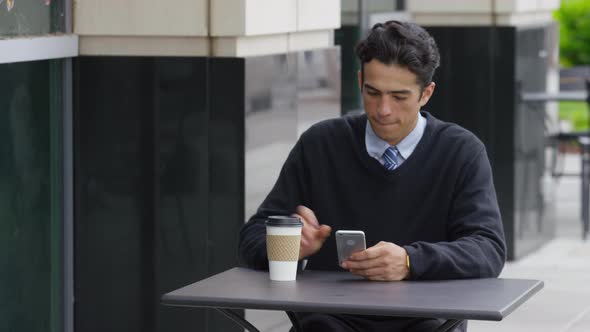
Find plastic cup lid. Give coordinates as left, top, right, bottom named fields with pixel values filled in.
left=265, top=215, right=303, bottom=227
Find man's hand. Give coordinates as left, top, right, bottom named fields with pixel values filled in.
left=341, top=241, right=409, bottom=281
left=292, top=205, right=332, bottom=260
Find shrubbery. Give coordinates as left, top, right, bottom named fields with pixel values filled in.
left=554, top=0, right=590, bottom=67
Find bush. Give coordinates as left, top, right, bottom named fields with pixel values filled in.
left=554, top=0, right=590, bottom=67
left=559, top=101, right=589, bottom=131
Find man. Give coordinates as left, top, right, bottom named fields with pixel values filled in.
left=239, top=21, right=506, bottom=331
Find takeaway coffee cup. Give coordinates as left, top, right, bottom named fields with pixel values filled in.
left=266, top=216, right=303, bottom=281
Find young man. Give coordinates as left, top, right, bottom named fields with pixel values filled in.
left=239, top=21, right=506, bottom=331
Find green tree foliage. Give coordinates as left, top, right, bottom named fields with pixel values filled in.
left=554, top=0, right=590, bottom=66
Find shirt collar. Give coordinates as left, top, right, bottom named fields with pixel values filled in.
left=365, top=112, right=427, bottom=160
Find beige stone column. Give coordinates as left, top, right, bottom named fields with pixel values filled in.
left=75, top=0, right=341, bottom=57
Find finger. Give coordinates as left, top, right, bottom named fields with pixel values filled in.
left=349, top=246, right=383, bottom=261
left=367, top=275, right=392, bottom=282
left=295, top=213, right=316, bottom=235
left=292, top=212, right=313, bottom=231
left=301, top=224, right=316, bottom=241
left=349, top=267, right=386, bottom=278
left=296, top=205, right=319, bottom=228
left=291, top=213, right=307, bottom=226
left=316, top=224, right=332, bottom=240
left=342, top=257, right=383, bottom=270
left=291, top=213, right=302, bottom=219
left=300, top=237, right=310, bottom=249
left=299, top=238, right=310, bottom=259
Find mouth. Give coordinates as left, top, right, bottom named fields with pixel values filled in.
left=372, top=119, right=399, bottom=127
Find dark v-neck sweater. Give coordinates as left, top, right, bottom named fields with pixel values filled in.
left=239, top=111, right=506, bottom=280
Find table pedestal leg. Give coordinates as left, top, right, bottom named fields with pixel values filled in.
left=435, top=319, right=463, bottom=332
left=216, top=309, right=261, bottom=332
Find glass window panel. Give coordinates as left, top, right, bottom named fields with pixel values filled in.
left=0, top=0, right=65, bottom=36
left=0, top=59, right=63, bottom=332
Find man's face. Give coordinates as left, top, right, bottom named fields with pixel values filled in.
left=358, top=60, right=435, bottom=146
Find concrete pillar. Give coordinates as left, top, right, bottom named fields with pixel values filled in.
left=406, top=0, right=561, bottom=260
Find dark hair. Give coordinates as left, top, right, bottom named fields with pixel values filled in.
left=355, top=20, right=440, bottom=89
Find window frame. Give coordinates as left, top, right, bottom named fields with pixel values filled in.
left=0, top=0, right=75, bottom=331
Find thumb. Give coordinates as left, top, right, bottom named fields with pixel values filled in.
left=317, top=224, right=332, bottom=240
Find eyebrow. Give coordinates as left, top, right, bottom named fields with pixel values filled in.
left=364, top=83, right=412, bottom=95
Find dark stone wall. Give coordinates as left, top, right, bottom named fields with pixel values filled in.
left=425, top=25, right=557, bottom=260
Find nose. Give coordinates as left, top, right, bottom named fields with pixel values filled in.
left=378, top=97, right=393, bottom=116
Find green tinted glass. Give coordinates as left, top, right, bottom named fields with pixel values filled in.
left=0, top=59, right=62, bottom=332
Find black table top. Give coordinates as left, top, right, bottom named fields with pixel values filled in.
left=162, top=267, right=543, bottom=321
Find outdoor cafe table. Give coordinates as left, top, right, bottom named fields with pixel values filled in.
left=162, top=267, right=543, bottom=332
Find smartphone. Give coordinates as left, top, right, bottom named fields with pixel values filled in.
left=336, top=230, right=366, bottom=267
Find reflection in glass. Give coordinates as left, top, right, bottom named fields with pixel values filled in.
left=244, top=54, right=298, bottom=218
left=296, top=48, right=341, bottom=136
left=244, top=48, right=341, bottom=218
left=514, top=26, right=557, bottom=257
left=243, top=47, right=341, bottom=329
left=0, top=59, right=62, bottom=332
left=0, top=0, right=64, bottom=36
left=75, top=57, right=227, bottom=332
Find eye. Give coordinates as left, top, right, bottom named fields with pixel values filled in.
left=393, top=96, right=408, bottom=101
left=366, top=90, right=380, bottom=96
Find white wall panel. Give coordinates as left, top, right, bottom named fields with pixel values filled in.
left=212, top=34, right=289, bottom=57
left=288, top=30, right=333, bottom=52
left=74, top=0, right=208, bottom=36
left=297, top=0, right=340, bottom=31
left=211, top=0, right=296, bottom=36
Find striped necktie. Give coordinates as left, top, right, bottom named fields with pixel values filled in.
left=382, top=146, right=400, bottom=171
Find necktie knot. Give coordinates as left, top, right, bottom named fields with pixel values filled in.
left=383, top=147, right=400, bottom=170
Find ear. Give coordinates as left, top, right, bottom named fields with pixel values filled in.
left=419, top=82, right=436, bottom=107
left=357, top=70, right=362, bottom=91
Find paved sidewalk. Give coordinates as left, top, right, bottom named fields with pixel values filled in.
left=471, top=153, right=590, bottom=332
left=470, top=238, right=590, bottom=332
left=246, top=153, right=590, bottom=332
